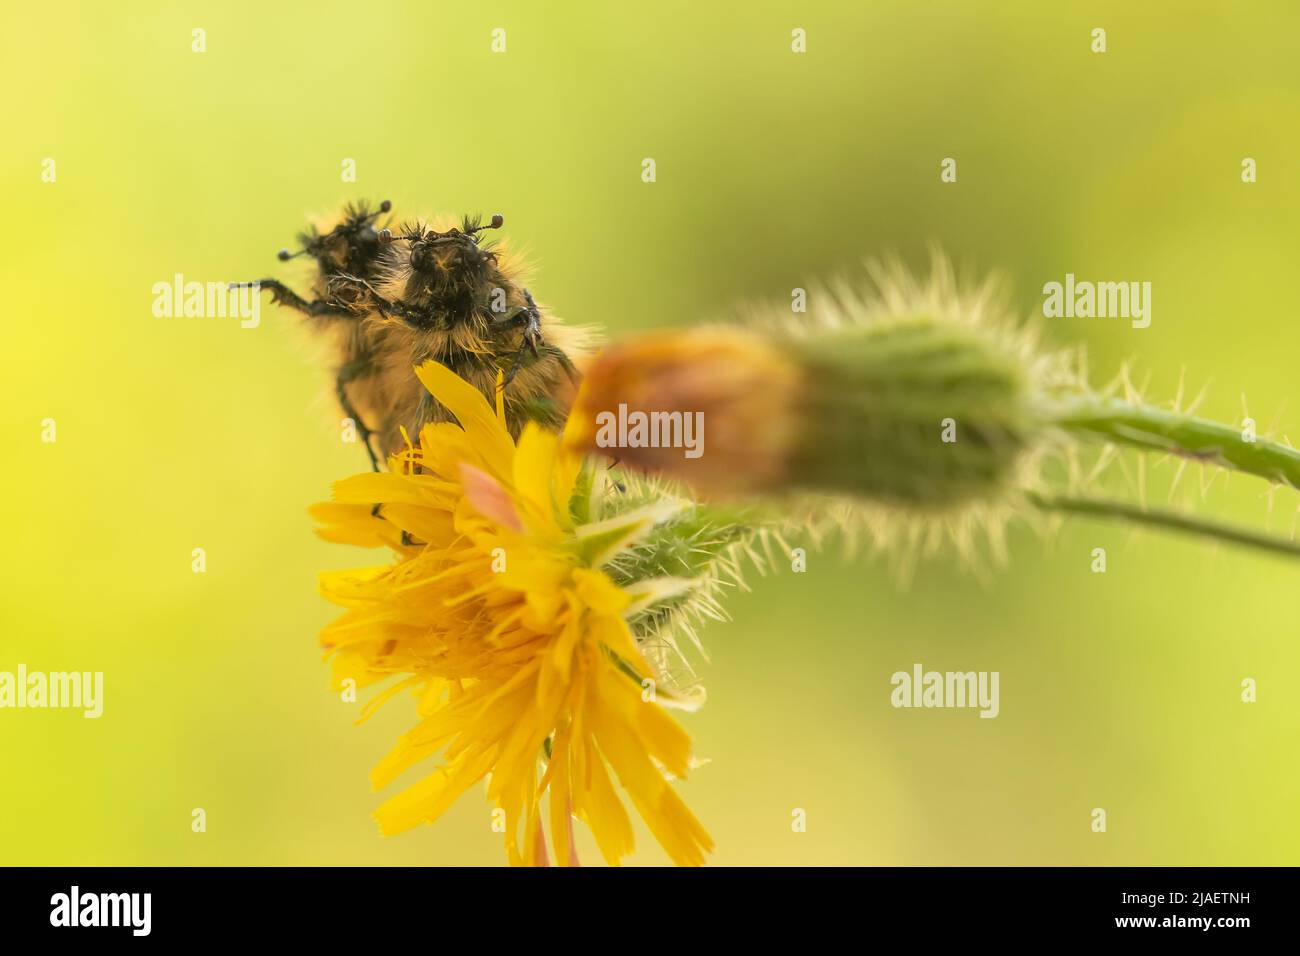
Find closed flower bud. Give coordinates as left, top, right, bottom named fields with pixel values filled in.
left=566, top=328, right=803, bottom=495
left=567, top=263, right=1045, bottom=514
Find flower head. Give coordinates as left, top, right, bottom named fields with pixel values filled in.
left=313, top=362, right=713, bottom=866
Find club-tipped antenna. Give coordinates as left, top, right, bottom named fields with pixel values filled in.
left=465, top=214, right=505, bottom=236
left=362, top=199, right=393, bottom=223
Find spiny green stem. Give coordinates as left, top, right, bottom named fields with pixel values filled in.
left=1043, top=395, right=1300, bottom=489
left=1029, top=492, right=1300, bottom=559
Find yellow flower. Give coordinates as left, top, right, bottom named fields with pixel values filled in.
left=312, top=361, right=714, bottom=866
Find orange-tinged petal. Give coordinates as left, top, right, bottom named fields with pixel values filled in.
left=459, top=463, right=523, bottom=532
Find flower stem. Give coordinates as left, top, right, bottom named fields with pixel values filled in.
left=1028, top=491, right=1300, bottom=559
left=1042, top=394, right=1300, bottom=489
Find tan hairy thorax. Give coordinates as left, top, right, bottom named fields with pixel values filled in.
left=276, top=204, right=598, bottom=463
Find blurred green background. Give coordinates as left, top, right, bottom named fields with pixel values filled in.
left=2, top=1, right=1298, bottom=865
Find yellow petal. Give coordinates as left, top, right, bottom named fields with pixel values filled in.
left=572, top=568, right=631, bottom=616
left=589, top=666, right=713, bottom=866
left=373, top=747, right=497, bottom=835
left=333, top=471, right=452, bottom=506
left=415, top=360, right=515, bottom=477
left=574, top=737, right=635, bottom=866
left=513, top=425, right=561, bottom=530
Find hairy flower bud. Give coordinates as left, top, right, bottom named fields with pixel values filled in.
left=568, top=309, right=1040, bottom=511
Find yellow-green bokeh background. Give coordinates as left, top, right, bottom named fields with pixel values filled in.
left=3, top=1, right=1298, bottom=866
